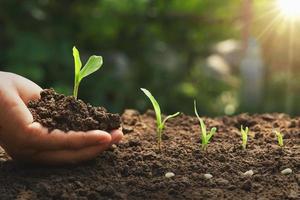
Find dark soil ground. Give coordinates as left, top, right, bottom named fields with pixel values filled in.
left=0, top=110, right=299, bottom=200
left=28, top=89, right=121, bottom=132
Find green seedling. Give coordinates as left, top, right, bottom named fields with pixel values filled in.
left=72, top=46, right=103, bottom=99
left=274, top=130, right=284, bottom=147
left=194, top=100, right=217, bottom=151
left=141, top=88, right=180, bottom=150
left=240, top=126, right=249, bottom=150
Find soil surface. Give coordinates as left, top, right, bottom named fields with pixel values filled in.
left=28, top=89, right=121, bottom=132
left=0, top=110, right=299, bottom=200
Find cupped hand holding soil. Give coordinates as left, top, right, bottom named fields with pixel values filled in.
left=0, top=72, right=123, bottom=165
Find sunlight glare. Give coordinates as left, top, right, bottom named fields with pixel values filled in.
left=277, top=0, right=300, bottom=19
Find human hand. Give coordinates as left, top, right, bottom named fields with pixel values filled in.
left=0, top=72, right=123, bottom=165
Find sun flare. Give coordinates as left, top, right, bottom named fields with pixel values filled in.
left=277, top=0, right=300, bottom=19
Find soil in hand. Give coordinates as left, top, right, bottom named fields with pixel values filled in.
left=27, top=88, right=121, bottom=132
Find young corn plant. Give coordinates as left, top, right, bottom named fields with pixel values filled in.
left=274, top=130, right=284, bottom=147
left=194, top=100, right=217, bottom=151
left=240, top=126, right=249, bottom=150
left=141, top=88, right=180, bottom=150
left=72, top=46, right=103, bottom=99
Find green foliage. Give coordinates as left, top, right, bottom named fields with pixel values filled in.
left=141, top=88, right=180, bottom=150
left=7, top=1, right=300, bottom=115
left=72, top=47, right=103, bottom=99
left=194, top=100, right=217, bottom=150
left=0, top=0, right=241, bottom=114
left=240, top=126, right=249, bottom=150
left=274, top=130, right=284, bottom=147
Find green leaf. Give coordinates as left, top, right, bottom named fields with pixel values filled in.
left=72, top=46, right=82, bottom=75
left=245, top=127, right=249, bottom=133
left=162, top=112, right=180, bottom=128
left=194, top=100, right=217, bottom=149
left=241, top=126, right=248, bottom=140
left=274, top=130, right=284, bottom=147
left=194, top=100, right=207, bottom=139
left=200, top=118, right=207, bottom=140
left=241, top=126, right=248, bottom=149
left=141, top=88, right=162, bottom=127
left=79, top=55, right=103, bottom=80
left=207, top=127, right=216, bottom=142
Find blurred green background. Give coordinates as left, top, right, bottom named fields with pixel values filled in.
left=1, top=0, right=300, bottom=116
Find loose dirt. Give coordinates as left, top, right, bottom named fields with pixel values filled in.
left=0, top=110, right=299, bottom=199
left=28, top=89, right=121, bottom=132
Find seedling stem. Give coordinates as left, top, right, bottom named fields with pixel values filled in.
left=274, top=130, right=284, bottom=147
left=194, top=100, right=217, bottom=151
left=141, top=88, right=180, bottom=150
left=241, top=126, right=249, bottom=150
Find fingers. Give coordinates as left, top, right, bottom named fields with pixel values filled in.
left=0, top=73, right=40, bottom=128
left=10, top=73, right=42, bottom=103
left=31, top=143, right=111, bottom=165
left=31, top=130, right=123, bottom=165
left=0, top=90, right=34, bottom=127
left=27, top=123, right=112, bottom=151
left=110, top=129, right=123, bottom=145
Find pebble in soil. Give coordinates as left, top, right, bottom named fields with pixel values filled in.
left=243, top=170, right=254, bottom=177
left=204, top=173, right=213, bottom=180
left=165, top=172, right=175, bottom=178
left=28, top=89, right=121, bottom=132
left=281, top=168, right=293, bottom=175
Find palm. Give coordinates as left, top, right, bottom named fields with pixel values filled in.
left=0, top=72, right=123, bottom=165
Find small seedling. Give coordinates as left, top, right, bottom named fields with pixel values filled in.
left=194, top=100, right=217, bottom=151
left=240, top=126, right=249, bottom=150
left=141, top=88, right=180, bottom=150
left=274, top=130, right=284, bottom=147
left=72, top=46, right=103, bottom=99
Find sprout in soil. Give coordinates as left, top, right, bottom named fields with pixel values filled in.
left=240, top=126, right=249, bottom=150
left=141, top=88, right=180, bottom=150
left=274, top=130, right=284, bottom=147
left=194, top=100, right=217, bottom=151
left=72, top=46, right=103, bottom=99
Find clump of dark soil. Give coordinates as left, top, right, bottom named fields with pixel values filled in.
left=27, top=88, right=121, bottom=132
left=0, top=111, right=299, bottom=199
